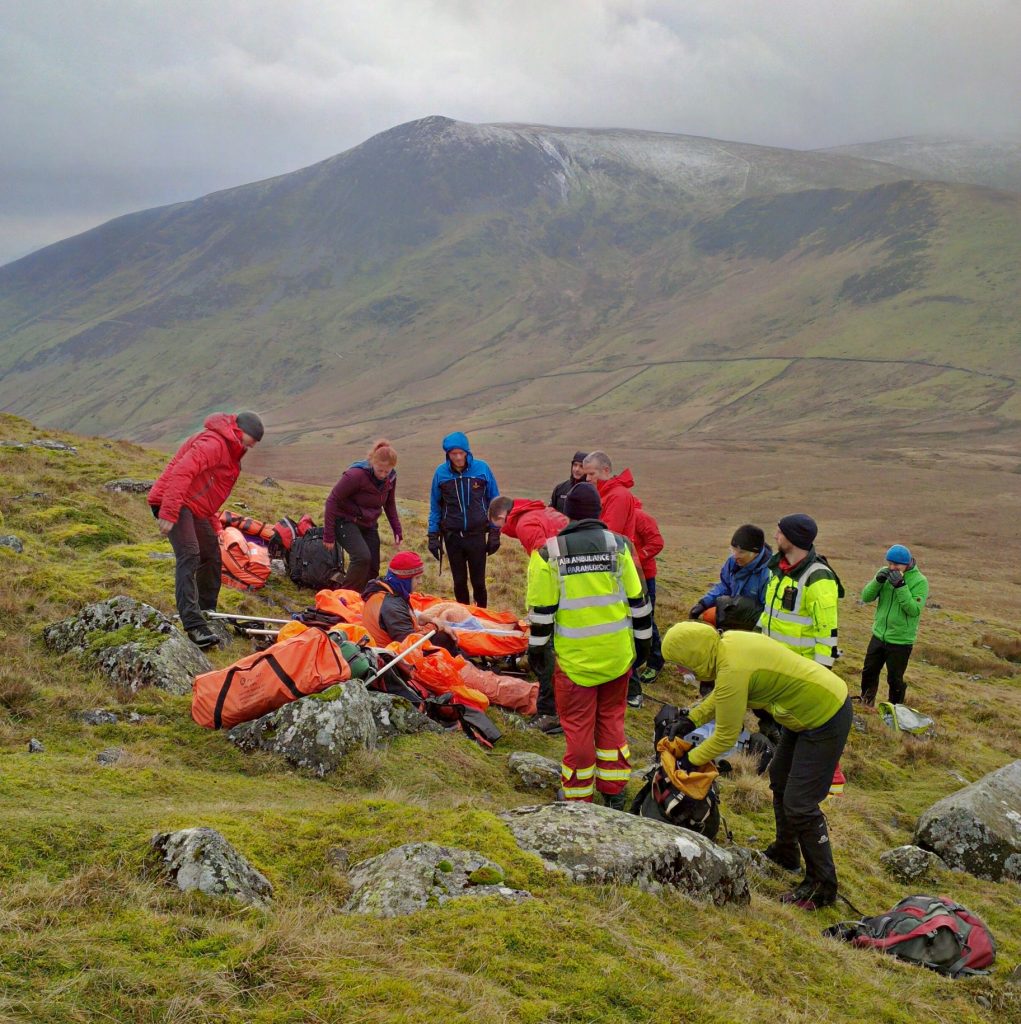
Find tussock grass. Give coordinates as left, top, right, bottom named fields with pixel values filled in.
left=0, top=414, right=1018, bottom=1023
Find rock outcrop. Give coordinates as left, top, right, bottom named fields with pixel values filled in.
left=103, top=479, right=154, bottom=493
left=507, top=751, right=562, bottom=793
left=915, top=760, right=1021, bottom=882
left=501, top=802, right=749, bottom=905
left=0, top=534, right=24, bottom=553
left=880, top=844, right=948, bottom=882
left=43, top=596, right=211, bottom=695
left=368, top=692, right=443, bottom=739
left=148, top=827, right=272, bottom=907
left=344, top=842, right=530, bottom=917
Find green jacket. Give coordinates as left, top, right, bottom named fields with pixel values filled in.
left=861, top=563, right=928, bottom=645
left=661, top=622, right=848, bottom=766
left=526, top=519, right=651, bottom=686
left=758, top=547, right=841, bottom=667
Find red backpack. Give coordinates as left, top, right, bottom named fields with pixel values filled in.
left=824, top=895, right=996, bottom=977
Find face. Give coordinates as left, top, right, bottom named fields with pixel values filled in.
left=370, top=457, right=393, bottom=480
left=583, top=461, right=609, bottom=483
left=774, top=527, right=792, bottom=554
left=731, top=546, right=758, bottom=567
left=490, top=511, right=508, bottom=529
left=570, top=460, right=586, bottom=481
left=240, top=432, right=260, bottom=450
left=886, top=560, right=909, bottom=571
left=448, top=448, right=467, bottom=470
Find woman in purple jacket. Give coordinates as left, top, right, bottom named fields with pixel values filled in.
left=323, top=440, right=403, bottom=591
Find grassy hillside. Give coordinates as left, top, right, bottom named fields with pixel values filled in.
left=1, top=414, right=1019, bottom=1023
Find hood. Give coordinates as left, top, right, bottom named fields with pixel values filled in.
left=204, top=413, right=246, bottom=457
left=597, top=468, right=635, bottom=492
left=571, top=450, right=588, bottom=465
left=503, top=499, right=547, bottom=537
left=442, top=431, right=472, bottom=455
left=661, top=622, right=719, bottom=679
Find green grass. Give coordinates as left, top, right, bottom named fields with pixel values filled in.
left=0, top=414, right=1019, bottom=1022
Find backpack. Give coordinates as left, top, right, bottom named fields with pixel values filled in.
left=824, top=895, right=996, bottom=977
left=630, top=770, right=721, bottom=839
left=219, top=526, right=272, bottom=591
left=713, top=594, right=763, bottom=632
left=287, top=527, right=344, bottom=590
left=877, top=701, right=936, bottom=736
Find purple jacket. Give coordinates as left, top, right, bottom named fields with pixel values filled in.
left=323, top=461, right=402, bottom=544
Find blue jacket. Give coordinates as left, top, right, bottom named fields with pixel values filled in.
left=428, top=431, right=500, bottom=535
left=698, top=545, right=772, bottom=608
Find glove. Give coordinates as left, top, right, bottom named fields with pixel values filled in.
left=486, top=529, right=501, bottom=555
left=677, top=750, right=698, bottom=773
left=875, top=568, right=891, bottom=583
left=667, top=716, right=697, bottom=742
left=688, top=601, right=707, bottom=620
left=427, top=533, right=442, bottom=561
left=887, top=569, right=905, bottom=588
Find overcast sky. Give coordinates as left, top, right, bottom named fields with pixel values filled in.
left=2, top=0, right=1019, bottom=265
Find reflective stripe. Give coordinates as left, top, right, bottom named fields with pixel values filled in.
left=560, top=592, right=625, bottom=611
left=632, top=626, right=653, bottom=640
left=596, top=767, right=632, bottom=781
left=619, top=744, right=630, bottom=759
left=817, top=636, right=839, bottom=647
left=556, top=618, right=631, bottom=639
left=815, top=654, right=836, bottom=667
left=771, top=609, right=813, bottom=626
left=528, top=611, right=555, bottom=624
left=628, top=600, right=652, bottom=617
left=528, top=634, right=550, bottom=647
left=545, top=536, right=561, bottom=559
left=764, top=631, right=816, bottom=647
left=563, top=783, right=595, bottom=799
left=563, top=762, right=595, bottom=780
left=595, top=748, right=618, bottom=760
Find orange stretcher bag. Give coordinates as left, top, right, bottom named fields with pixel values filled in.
left=219, top=526, right=272, bottom=592
left=192, top=628, right=352, bottom=730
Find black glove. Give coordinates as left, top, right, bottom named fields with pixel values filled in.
left=667, top=716, right=697, bottom=742
left=887, top=569, right=905, bottom=588
left=689, top=601, right=707, bottom=620
left=427, top=533, right=442, bottom=561
left=875, top=568, right=891, bottom=583
left=677, top=750, right=697, bottom=773
left=486, top=529, right=501, bottom=555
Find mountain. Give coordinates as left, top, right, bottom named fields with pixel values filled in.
left=1, top=117, right=1019, bottom=482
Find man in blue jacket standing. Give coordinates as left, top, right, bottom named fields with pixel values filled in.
left=428, top=431, right=501, bottom=607
left=689, top=524, right=771, bottom=621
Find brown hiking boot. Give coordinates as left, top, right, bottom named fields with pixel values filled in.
left=528, top=714, right=563, bottom=736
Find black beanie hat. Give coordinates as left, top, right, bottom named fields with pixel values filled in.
left=777, top=513, right=817, bottom=549
left=572, top=451, right=589, bottom=465
left=563, top=482, right=601, bottom=521
left=731, top=524, right=765, bottom=552
left=235, top=411, right=264, bottom=442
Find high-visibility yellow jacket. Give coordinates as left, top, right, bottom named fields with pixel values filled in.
left=662, top=622, right=848, bottom=765
left=758, top=547, right=841, bottom=667
left=526, top=519, right=651, bottom=686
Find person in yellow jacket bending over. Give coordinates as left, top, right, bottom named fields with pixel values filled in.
left=662, top=621, right=852, bottom=911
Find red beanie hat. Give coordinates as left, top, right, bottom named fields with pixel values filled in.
left=389, top=551, right=424, bottom=578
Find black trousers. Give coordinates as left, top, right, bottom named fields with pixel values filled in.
left=443, top=530, right=488, bottom=607
left=769, top=696, right=852, bottom=898
left=860, top=634, right=914, bottom=705
left=334, top=519, right=381, bottom=593
left=165, top=507, right=221, bottom=632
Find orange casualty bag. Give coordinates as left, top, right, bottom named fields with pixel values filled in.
left=219, top=526, right=271, bottom=592
left=409, top=594, right=529, bottom=657
left=192, top=628, right=351, bottom=730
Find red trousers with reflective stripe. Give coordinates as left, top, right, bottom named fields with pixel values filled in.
left=554, top=665, right=630, bottom=801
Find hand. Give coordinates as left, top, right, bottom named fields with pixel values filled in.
left=158, top=517, right=175, bottom=537
left=393, top=532, right=403, bottom=549
left=323, top=541, right=335, bottom=551
left=427, top=533, right=442, bottom=561
left=875, top=568, right=891, bottom=583
left=667, top=716, right=697, bottom=742
left=677, top=751, right=698, bottom=773
left=887, top=569, right=905, bottom=588
left=689, top=601, right=706, bottom=620
left=486, top=530, right=501, bottom=555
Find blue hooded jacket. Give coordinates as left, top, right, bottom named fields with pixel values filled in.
left=428, top=431, right=500, bottom=534
left=698, top=545, right=772, bottom=608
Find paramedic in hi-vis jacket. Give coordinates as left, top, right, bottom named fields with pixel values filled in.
left=526, top=483, right=652, bottom=809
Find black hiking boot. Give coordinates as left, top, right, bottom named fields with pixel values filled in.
left=528, top=713, right=563, bottom=736
left=763, top=843, right=802, bottom=872
left=780, top=882, right=836, bottom=911
left=186, top=628, right=221, bottom=649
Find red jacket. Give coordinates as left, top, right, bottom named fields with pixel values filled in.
left=501, top=499, right=568, bottom=554
left=148, top=413, right=248, bottom=530
left=594, top=469, right=639, bottom=544
left=634, top=507, right=664, bottom=580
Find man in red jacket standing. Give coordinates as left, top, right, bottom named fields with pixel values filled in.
left=148, top=412, right=263, bottom=648
left=487, top=497, right=568, bottom=555
left=582, top=451, right=639, bottom=542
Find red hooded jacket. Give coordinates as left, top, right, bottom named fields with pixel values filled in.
left=594, top=469, right=639, bottom=543
left=633, top=506, right=664, bottom=580
left=501, top=499, right=568, bottom=555
left=148, top=413, right=248, bottom=530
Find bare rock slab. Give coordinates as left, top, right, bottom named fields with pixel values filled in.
left=149, top=828, right=272, bottom=907
left=507, top=751, right=562, bottom=793
left=880, top=844, right=948, bottom=882
left=103, top=479, right=154, bottom=494
left=344, top=842, right=531, bottom=917
left=915, top=759, right=1021, bottom=882
left=368, top=692, right=443, bottom=739
left=500, top=802, right=749, bottom=905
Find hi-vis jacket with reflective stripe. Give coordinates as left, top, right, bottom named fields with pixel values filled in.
left=526, top=519, right=652, bottom=686
left=758, top=547, right=841, bottom=667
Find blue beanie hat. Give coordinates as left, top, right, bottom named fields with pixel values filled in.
left=885, top=544, right=912, bottom=565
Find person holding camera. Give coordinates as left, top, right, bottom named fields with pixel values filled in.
left=859, top=544, right=929, bottom=706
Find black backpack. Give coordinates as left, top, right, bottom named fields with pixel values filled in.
left=630, top=769, right=721, bottom=840
left=287, top=527, right=344, bottom=590
left=713, top=594, right=763, bottom=632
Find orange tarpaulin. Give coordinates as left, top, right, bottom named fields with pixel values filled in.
left=409, top=593, right=529, bottom=658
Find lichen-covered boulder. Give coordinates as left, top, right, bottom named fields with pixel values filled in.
left=880, top=844, right=948, bottom=882
left=79, top=709, right=119, bottom=726
left=96, top=747, right=125, bottom=766
left=500, top=802, right=749, bottom=905
left=43, top=596, right=211, bottom=695
left=0, top=534, right=24, bottom=553
left=228, top=681, right=378, bottom=776
left=915, top=760, right=1021, bottom=882
left=507, top=751, right=562, bottom=793
left=103, top=479, right=154, bottom=494
left=148, top=827, right=272, bottom=907
left=368, top=692, right=443, bottom=739
left=344, top=842, right=531, bottom=917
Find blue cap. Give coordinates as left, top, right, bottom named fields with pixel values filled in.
left=885, top=544, right=912, bottom=564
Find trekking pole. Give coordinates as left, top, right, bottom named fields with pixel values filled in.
left=241, top=628, right=281, bottom=637
left=363, top=630, right=436, bottom=687
left=206, top=612, right=292, bottom=625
